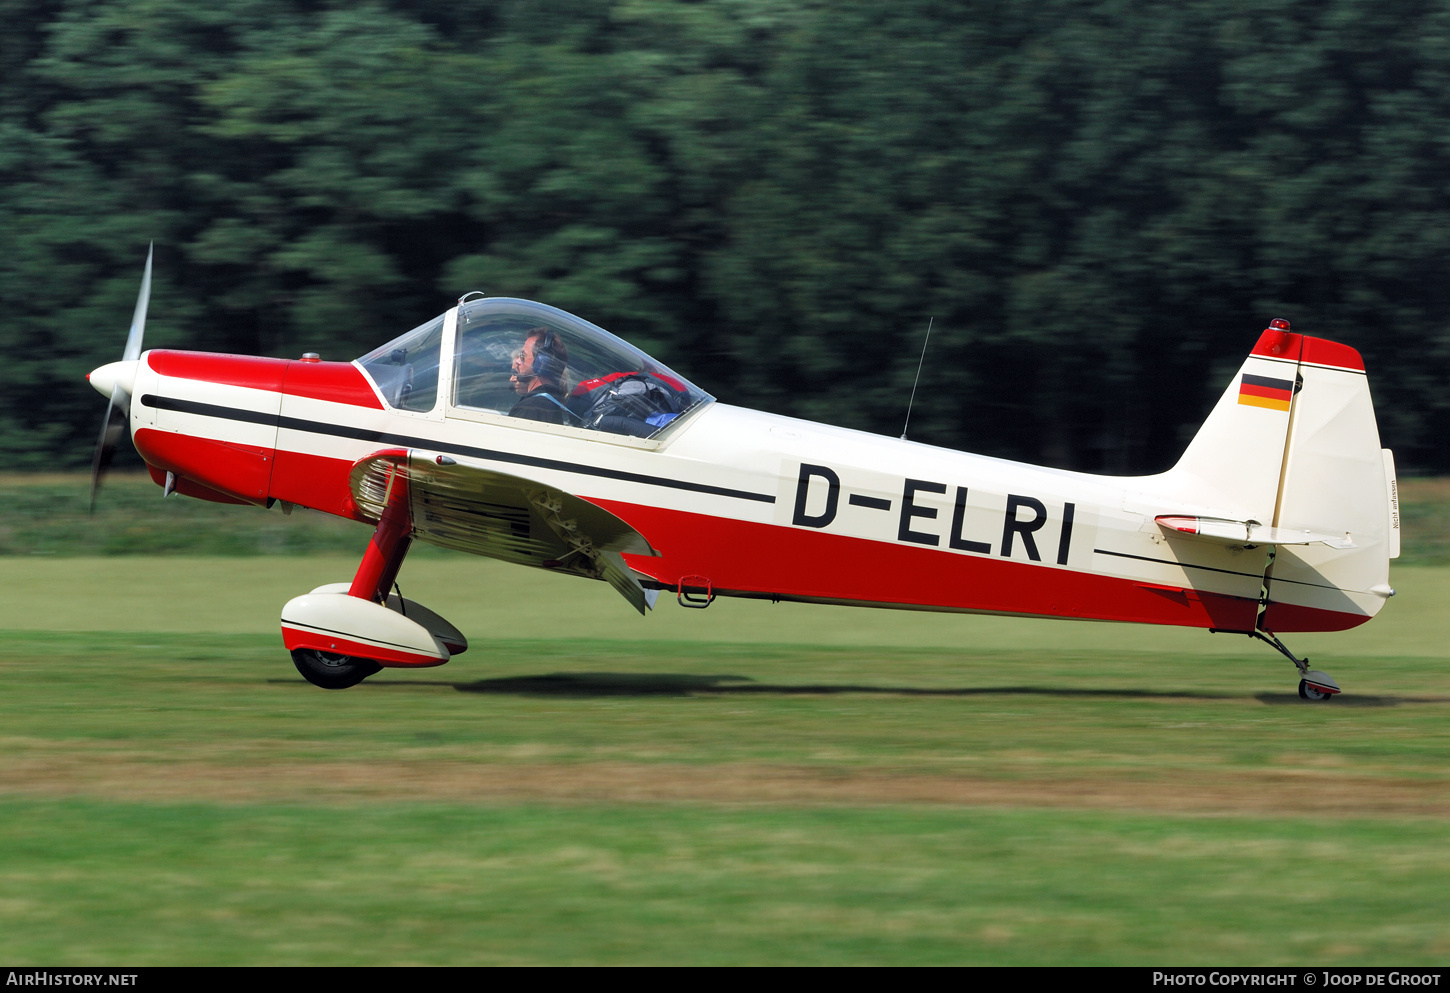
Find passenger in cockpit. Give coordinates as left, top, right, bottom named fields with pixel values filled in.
left=509, top=327, right=574, bottom=424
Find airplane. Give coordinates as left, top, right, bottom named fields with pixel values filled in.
left=87, top=247, right=1400, bottom=698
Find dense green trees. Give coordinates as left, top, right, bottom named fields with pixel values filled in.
left=4, top=0, right=1450, bottom=473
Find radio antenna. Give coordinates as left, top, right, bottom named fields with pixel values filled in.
left=900, top=316, right=934, bottom=440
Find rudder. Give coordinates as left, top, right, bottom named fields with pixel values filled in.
left=1262, top=335, right=1396, bottom=631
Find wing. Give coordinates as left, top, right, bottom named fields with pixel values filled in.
left=348, top=449, right=660, bottom=615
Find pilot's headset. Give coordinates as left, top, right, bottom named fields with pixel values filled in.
left=528, top=328, right=566, bottom=382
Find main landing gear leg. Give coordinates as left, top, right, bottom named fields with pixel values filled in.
left=348, top=469, right=413, bottom=606
left=1251, top=630, right=1340, bottom=701
left=281, top=464, right=464, bottom=688
left=290, top=469, right=414, bottom=689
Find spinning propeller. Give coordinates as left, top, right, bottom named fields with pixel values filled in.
left=87, top=243, right=152, bottom=512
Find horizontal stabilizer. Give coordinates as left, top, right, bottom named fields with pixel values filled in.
left=1154, top=515, right=1355, bottom=549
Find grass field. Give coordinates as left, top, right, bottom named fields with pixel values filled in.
left=1, top=476, right=1448, bottom=964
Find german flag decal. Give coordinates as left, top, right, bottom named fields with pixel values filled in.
left=1238, top=373, right=1295, bottom=411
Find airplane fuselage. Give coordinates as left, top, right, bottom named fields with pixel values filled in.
left=118, top=341, right=1384, bottom=636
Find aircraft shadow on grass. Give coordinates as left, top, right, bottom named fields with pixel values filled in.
left=346, top=671, right=1441, bottom=706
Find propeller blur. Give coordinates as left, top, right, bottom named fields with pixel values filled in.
left=87, top=243, right=151, bottom=512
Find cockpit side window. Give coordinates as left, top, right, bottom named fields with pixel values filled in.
left=357, top=317, right=443, bottom=411
left=454, top=315, right=553, bottom=415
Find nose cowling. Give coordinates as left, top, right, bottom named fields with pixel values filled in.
left=128, top=349, right=285, bottom=507
left=88, top=360, right=139, bottom=400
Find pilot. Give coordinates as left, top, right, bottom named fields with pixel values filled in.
left=509, top=326, right=573, bottom=424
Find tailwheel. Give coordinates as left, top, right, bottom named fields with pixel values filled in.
left=1250, top=630, right=1342, bottom=701
left=1297, top=670, right=1341, bottom=702
left=291, top=648, right=382, bottom=690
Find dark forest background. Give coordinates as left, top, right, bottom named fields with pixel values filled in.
left=5, top=0, right=1450, bottom=473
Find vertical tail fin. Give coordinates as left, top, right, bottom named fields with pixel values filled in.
left=1171, top=322, right=1396, bottom=632
left=1171, top=322, right=1303, bottom=524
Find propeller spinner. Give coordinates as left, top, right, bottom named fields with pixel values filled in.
left=87, top=243, right=152, bottom=512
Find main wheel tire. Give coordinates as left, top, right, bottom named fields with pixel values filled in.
left=1298, top=679, right=1332, bottom=701
left=291, top=648, right=383, bottom=689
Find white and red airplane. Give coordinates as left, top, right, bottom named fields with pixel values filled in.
left=88, top=248, right=1399, bottom=697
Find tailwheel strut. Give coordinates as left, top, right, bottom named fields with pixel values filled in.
left=1251, top=630, right=1340, bottom=701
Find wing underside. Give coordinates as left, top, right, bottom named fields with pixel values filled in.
left=349, top=449, right=659, bottom=614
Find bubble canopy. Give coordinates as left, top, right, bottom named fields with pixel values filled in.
left=357, top=298, right=712, bottom=438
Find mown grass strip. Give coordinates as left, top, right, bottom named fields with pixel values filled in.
left=2, top=799, right=1449, bottom=965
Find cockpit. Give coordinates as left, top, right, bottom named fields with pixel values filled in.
left=356, top=297, right=712, bottom=438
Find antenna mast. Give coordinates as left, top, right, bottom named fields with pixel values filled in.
left=900, top=317, right=934, bottom=440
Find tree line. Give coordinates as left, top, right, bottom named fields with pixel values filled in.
left=4, top=0, right=1450, bottom=473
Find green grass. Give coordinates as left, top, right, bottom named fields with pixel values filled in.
left=1, top=557, right=1449, bottom=963
left=4, top=800, right=1448, bottom=965
left=1, top=475, right=1447, bottom=964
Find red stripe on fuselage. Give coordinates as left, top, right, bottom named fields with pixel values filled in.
left=1260, top=600, right=1367, bottom=634
left=144, top=462, right=251, bottom=505
left=270, top=449, right=372, bottom=522
left=589, top=498, right=1369, bottom=633
left=148, top=350, right=383, bottom=408
left=135, top=428, right=273, bottom=505
left=599, top=498, right=1257, bottom=629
